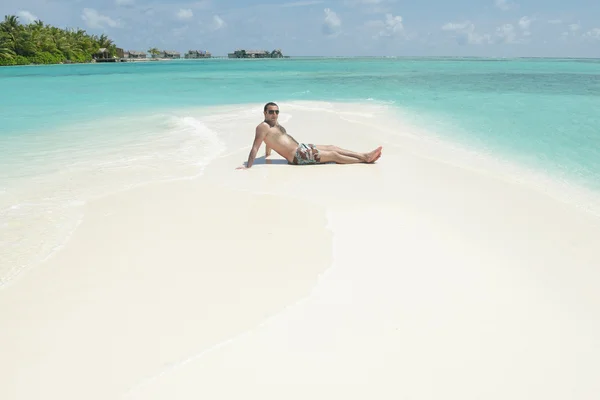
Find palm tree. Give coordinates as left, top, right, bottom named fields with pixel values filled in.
left=1, top=15, right=21, bottom=52
left=98, top=33, right=113, bottom=49
left=0, top=43, right=14, bottom=59
left=148, top=47, right=160, bottom=58
left=1, top=15, right=20, bottom=34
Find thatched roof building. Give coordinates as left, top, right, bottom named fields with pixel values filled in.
left=160, top=50, right=181, bottom=58
left=185, top=50, right=212, bottom=58
left=94, top=48, right=110, bottom=59
left=126, top=51, right=147, bottom=59
left=227, top=49, right=285, bottom=58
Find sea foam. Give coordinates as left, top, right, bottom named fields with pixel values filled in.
left=0, top=111, right=225, bottom=288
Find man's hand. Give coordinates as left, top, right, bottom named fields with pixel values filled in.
left=235, top=165, right=248, bottom=170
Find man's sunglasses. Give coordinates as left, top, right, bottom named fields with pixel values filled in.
left=267, top=110, right=280, bottom=115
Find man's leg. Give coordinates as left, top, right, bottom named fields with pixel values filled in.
left=318, top=150, right=363, bottom=164
left=315, top=145, right=368, bottom=162
left=318, top=146, right=382, bottom=164
left=316, top=145, right=381, bottom=163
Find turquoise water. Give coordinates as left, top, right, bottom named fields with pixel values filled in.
left=2, top=57, right=599, bottom=189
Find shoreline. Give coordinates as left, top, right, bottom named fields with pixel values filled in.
left=2, top=56, right=599, bottom=68
left=2, top=101, right=600, bottom=289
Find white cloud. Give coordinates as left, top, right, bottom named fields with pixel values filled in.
left=496, top=23, right=517, bottom=43
left=383, top=14, right=403, bottom=34
left=584, top=28, right=600, bottom=40
left=495, top=0, right=516, bottom=11
left=177, top=9, right=193, bottom=20
left=17, top=10, right=38, bottom=24
left=442, top=22, right=470, bottom=31
left=517, top=16, right=532, bottom=37
left=367, top=13, right=404, bottom=37
left=81, top=8, right=118, bottom=29
left=444, top=18, right=530, bottom=46
left=212, top=15, right=225, bottom=30
left=322, top=8, right=341, bottom=36
left=442, top=21, right=491, bottom=45
left=561, top=25, right=582, bottom=39
left=115, top=0, right=135, bottom=6
left=518, top=16, right=531, bottom=30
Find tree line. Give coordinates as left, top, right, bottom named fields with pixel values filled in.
left=0, top=15, right=118, bottom=66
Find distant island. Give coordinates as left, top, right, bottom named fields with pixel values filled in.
left=0, top=14, right=288, bottom=66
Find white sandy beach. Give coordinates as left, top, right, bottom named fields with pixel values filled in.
left=1, top=102, right=600, bottom=399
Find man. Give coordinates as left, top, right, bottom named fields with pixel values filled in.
left=236, top=102, right=382, bottom=169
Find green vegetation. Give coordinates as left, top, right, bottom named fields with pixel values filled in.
left=231, top=49, right=285, bottom=58
left=0, top=15, right=118, bottom=66
left=270, top=49, right=284, bottom=58
left=148, top=47, right=161, bottom=58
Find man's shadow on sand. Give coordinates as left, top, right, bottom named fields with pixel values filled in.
left=244, top=156, right=334, bottom=167
left=250, top=156, right=290, bottom=166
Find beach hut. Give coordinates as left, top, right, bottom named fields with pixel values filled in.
left=94, top=48, right=110, bottom=60
left=127, top=51, right=147, bottom=59
left=93, top=48, right=119, bottom=62
left=185, top=50, right=212, bottom=59
left=246, top=50, right=269, bottom=58
left=160, top=50, right=181, bottom=59
left=228, top=49, right=272, bottom=58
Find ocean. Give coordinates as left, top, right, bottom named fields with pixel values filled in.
left=1, top=57, right=599, bottom=286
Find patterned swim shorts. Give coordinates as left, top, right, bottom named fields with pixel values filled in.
left=291, top=143, right=321, bottom=165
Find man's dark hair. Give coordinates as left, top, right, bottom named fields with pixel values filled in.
left=264, top=102, right=278, bottom=112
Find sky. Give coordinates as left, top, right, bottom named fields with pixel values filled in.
left=2, top=0, right=600, bottom=57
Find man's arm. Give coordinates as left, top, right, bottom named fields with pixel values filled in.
left=265, top=144, right=272, bottom=157
left=238, top=125, right=268, bottom=169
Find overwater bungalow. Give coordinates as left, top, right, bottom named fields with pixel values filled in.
left=228, top=49, right=267, bottom=58
left=125, top=51, right=147, bottom=59
left=159, top=50, right=181, bottom=59
left=228, top=49, right=285, bottom=58
left=94, top=48, right=111, bottom=60
left=93, top=47, right=122, bottom=62
left=185, top=50, right=212, bottom=59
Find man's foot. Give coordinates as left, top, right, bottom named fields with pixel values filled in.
left=365, top=146, right=383, bottom=163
